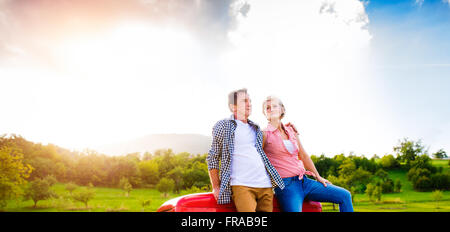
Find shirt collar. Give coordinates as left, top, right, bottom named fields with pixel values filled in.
left=229, top=114, right=259, bottom=130
left=264, top=123, right=278, bottom=132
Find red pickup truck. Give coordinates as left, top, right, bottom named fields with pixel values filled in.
left=157, top=192, right=322, bottom=212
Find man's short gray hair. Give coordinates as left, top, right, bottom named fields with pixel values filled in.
left=228, top=88, right=248, bottom=106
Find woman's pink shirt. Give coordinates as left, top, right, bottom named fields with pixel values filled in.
left=263, top=124, right=314, bottom=179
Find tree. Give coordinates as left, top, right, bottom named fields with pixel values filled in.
left=311, top=154, right=339, bottom=178
left=183, top=161, right=210, bottom=190
left=167, top=167, right=184, bottom=194
left=373, top=185, right=382, bottom=203
left=338, top=159, right=356, bottom=178
left=119, top=177, right=132, bottom=197
left=72, top=187, right=95, bottom=208
left=407, top=167, right=431, bottom=183
left=44, top=175, right=57, bottom=186
left=142, top=152, right=153, bottom=161
left=393, top=138, right=427, bottom=168
left=65, top=182, right=78, bottom=195
left=413, top=176, right=432, bottom=192
left=431, top=190, right=443, bottom=209
left=380, top=154, right=399, bottom=170
left=23, top=178, right=56, bottom=208
left=156, top=178, right=175, bottom=198
left=0, top=145, right=33, bottom=209
left=375, top=169, right=389, bottom=181
left=430, top=173, right=450, bottom=191
left=365, top=183, right=376, bottom=202
left=341, top=167, right=372, bottom=194
left=410, top=154, right=435, bottom=173
left=138, top=160, right=160, bottom=186
left=432, top=149, right=447, bottom=159
left=366, top=182, right=383, bottom=203
left=27, top=157, right=55, bottom=180
left=112, top=156, right=140, bottom=187
left=394, top=179, right=402, bottom=193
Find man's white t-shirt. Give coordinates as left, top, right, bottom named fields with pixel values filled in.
left=230, top=119, right=272, bottom=188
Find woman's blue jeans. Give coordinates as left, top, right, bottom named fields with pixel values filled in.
left=274, top=175, right=354, bottom=212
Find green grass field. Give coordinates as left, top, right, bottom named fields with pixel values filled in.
left=322, top=160, right=450, bottom=212
left=3, top=160, right=449, bottom=212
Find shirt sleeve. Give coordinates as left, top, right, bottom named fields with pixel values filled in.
left=206, top=120, right=225, bottom=170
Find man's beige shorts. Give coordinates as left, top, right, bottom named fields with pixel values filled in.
left=231, top=185, right=274, bottom=212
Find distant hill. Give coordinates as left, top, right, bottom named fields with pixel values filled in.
left=94, top=134, right=212, bottom=156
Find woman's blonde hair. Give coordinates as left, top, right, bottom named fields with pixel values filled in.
left=262, top=96, right=285, bottom=119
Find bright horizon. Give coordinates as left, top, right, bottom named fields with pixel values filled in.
left=1, top=0, right=449, bottom=157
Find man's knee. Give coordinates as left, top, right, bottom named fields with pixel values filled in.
left=255, top=188, right=274, bottom=212
left=232, top=186, right=257, bottom=212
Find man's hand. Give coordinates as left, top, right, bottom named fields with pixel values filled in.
left=208, top=169, right=221, bottom=202
left=286, top=122, right=299, bottom=135
left=212, top=186, right=220, bottom=201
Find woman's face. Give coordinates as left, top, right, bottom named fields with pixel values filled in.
left=264, top=99, right=283, bottom=121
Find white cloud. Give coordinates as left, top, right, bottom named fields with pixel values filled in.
left=415, top=0, right=425, bottom=7
left=219, top=0, right=379, bottom=156
left=2, top=0, right=403, bottom=157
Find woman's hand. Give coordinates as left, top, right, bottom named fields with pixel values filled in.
left=316, top=176, right=332, bottom=187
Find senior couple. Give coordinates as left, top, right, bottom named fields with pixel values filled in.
left=206, top=88, right=353, bottom=212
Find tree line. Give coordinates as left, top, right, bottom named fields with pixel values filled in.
left=0, top=134, right=210, bottom=208
left=1, top=134, right=449, bottom=209
left=311, top=138, right=449, bottom=202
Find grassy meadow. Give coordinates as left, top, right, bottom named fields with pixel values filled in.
left=323, top=159, right=450, bottom=212
left=3, top=160, right=449, bottom=212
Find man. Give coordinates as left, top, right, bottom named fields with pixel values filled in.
left=206, top=88, right=285, bottom=212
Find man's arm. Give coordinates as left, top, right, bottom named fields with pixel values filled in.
left=206, top=121, right=224, bottom=201
left=208, top=169, right=221, bottom=201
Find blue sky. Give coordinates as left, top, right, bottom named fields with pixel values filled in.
left=360, top=0, right=450, bottom=155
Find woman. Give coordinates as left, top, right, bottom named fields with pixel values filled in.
left=262, top=96, right=353, bottom=212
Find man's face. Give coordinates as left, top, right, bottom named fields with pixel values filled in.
left=231, top=92, right=252, bottom=120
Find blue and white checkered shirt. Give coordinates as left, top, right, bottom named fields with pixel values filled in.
left=206, top=115, right=285, bottom=204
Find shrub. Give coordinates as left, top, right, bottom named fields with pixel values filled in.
left=410, top=155, right=436, bottom=173
left=413, top=176, right=432, bottom=192
left=380, top=155, right=399, bottom=170
left=407, top=167, right=431, bottom=183
left=380, top=179, right=394, bottom=193
left=156, top=178, right=175, bottom=198
left=141, top=199, right=151, bottom=212
left=430, top=173, right=450, bottom=191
